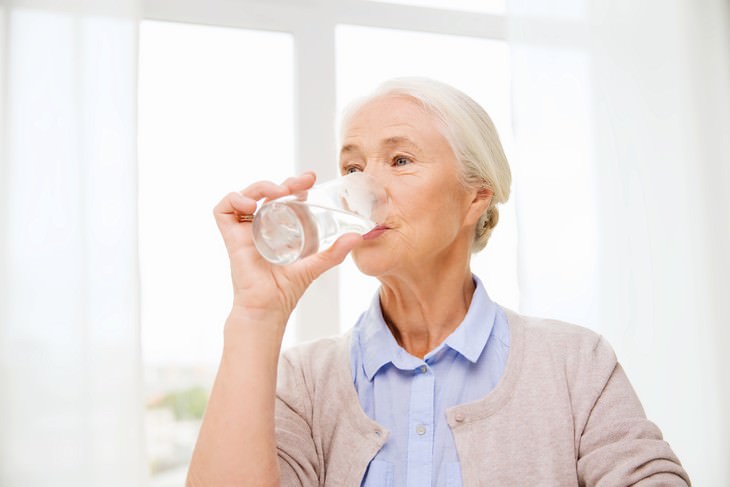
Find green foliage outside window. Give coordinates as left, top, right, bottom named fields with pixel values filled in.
left=152, top=386, right=208, bottom=420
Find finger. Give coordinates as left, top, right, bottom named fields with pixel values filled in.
left=297, top=233, right=363, bottom=280
left=263, top=172, right=317, bottom=204
left=282, top=172, right=317, bottom=193
left=214, top=180, right=294, bottom=222
left=214, top=174, right=318, bottom=225
left=240, top=180, right=291, bottom=201
left=213, top=191, right=257, bottom=220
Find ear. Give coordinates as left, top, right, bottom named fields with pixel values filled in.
left=464, top=187, right=493, bottom=226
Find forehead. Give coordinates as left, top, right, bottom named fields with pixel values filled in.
left=341, top=95, right=447, bottom=143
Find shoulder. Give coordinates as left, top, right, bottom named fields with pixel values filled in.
left=502, top=307, right=618, bottom=385
left=505, top=307, right=612, bottom=354
left=278, top=331, right=352, bottom=385
left=280, top=331, right=350, bottom=365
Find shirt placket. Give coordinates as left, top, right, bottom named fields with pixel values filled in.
left=406, top=362, right=434, bottom=487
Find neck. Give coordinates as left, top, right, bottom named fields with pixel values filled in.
left=378, top=265, right=475, bottom=359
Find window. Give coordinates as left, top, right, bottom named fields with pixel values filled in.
left=138, top=20, right=295, bottom=484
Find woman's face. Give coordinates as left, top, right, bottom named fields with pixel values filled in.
left=340, top=95, right=490, bottom=278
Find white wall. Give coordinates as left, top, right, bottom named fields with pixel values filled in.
left=508, top=0, right=730, bottom=482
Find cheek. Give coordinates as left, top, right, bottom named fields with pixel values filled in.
left=415, top=189, right=464, bottom=224
left=424, top=190, right=474, bottom=241
left=387, top=176, right=471, bottom=239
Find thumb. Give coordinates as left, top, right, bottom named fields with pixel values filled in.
left=298, top=233, right=363, bottom=280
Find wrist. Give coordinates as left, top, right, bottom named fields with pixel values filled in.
left=223, top=305, right=288, bottom=344
left=229, top=300, right=289, bottom=325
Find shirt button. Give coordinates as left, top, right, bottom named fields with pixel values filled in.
left=416, top=424, right=427, bottom=435
left=419, top=365, right=428, bottom=373
left=455, top=413, right=465, bottom=423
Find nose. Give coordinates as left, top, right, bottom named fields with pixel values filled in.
left=361, top=160, right=391, bottom=189
left=359, top=162, right=391, bottom=222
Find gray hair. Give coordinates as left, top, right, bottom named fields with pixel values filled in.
left=339, top=77, right=512, bottom=252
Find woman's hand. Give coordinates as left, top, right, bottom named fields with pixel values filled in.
left=190, top=172, right=357, bottom=487
left=213, top=171, right=363, bottom=329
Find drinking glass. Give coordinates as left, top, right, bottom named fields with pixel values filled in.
left=252, top=172, right=387, bottom=265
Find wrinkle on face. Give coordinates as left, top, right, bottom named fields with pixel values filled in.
left=342, top=94, right=475, bottom=278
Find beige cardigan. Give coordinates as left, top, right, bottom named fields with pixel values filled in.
left=275, top=308, right=690, bottom=486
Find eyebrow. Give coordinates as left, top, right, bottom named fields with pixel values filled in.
left=340, top=136, right=422, bottom=156
left=383, top=136, right=421, bottom=151
left=340, top=144, right=358, bottom=155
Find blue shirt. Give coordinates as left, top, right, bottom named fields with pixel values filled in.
left=351, top=275, right=511, bottom=487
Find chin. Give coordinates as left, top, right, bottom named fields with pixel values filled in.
left=351, top=245, right=396, bottom=277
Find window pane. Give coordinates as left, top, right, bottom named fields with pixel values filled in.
left=336, top=25, right=518, bottom=332
left=368, top=0, right=505, bottom=15
left=138, top=20, right=295, bottom=485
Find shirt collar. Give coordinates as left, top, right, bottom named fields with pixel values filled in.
left=441, top=275, right=497, bottom=363
left=357, top=275, right=498, bottom=380
left=358, top=292, right=413, bottom=380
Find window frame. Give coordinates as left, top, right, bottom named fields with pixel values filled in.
left=140, top=0, right=507, bottom=341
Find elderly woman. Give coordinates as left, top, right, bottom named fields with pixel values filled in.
left=187, top=78, right=689, bottom=486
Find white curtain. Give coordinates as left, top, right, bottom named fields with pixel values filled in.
left=507, top=0, right=730, bottom=483
left=0, top=1, right=146, bottom=485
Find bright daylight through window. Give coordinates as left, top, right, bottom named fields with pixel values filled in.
left=138, top=20, right=295, bottom=485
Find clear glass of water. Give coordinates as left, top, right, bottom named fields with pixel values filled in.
left=252, top=172, right=388, bottom=265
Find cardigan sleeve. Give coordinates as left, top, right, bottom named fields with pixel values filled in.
left=575, top=337, right=691, bottom=486
left=274, top=351, right=321, bottom=487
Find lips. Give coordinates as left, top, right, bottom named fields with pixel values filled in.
left=362, top=224, right=389, bottom=240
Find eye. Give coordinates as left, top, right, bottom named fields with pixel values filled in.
left=343, top=165, right=362, bottom=174
left=393, top=155, right=412, bottom=167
